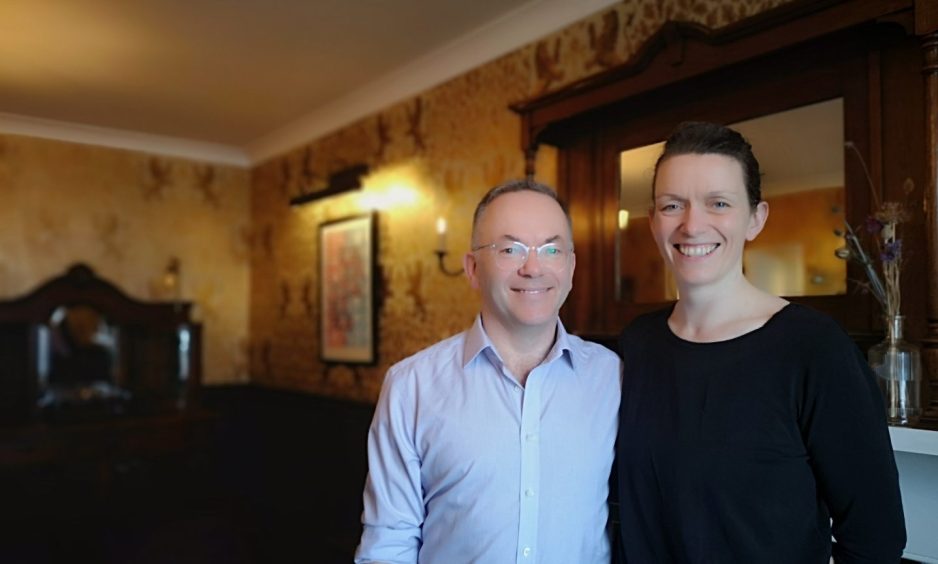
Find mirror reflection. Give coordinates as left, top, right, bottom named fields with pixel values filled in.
left=617, top=98, right=846, bottom=303
left=37, top=305, right=129, bottom=421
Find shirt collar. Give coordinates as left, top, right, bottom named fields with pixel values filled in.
left=462, top=315, right=576, bottom=371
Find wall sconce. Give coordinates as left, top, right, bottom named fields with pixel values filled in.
left=289, top=164, right=369, bottom=207
left=618, top=209, right=630, bottom=230
left=162, top=256, right=181, bottom=298
left=434, top=217, right=463, bottom=277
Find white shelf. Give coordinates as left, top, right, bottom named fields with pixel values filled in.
left=890, top=426, right=938, bottom=457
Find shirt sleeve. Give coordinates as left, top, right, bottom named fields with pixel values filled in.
left=355, top=366, right=425, bottom=564
left=799, top=327, right=906, bottom=563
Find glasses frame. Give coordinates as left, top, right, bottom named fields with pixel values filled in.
left=471, top=240, right=573, bottom=271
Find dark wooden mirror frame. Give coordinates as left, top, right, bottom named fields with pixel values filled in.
left=511, top=0, right=938, bottom=423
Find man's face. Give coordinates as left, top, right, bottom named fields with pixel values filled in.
left=464, top=190, right=575, bottom=337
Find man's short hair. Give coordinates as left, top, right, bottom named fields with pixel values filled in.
left=471, top=179, right=573, bottom=246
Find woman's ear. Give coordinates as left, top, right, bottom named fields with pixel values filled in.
left=746, top=201, right=770, bottom=241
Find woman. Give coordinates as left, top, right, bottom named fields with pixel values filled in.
left=614, top=122, right=906, bottom=563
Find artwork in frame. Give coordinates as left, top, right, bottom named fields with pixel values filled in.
left=319, top=213, right=378, bottom=364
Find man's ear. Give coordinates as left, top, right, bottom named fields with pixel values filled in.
left=463, top=252, right=480, bottom=289
left=569, top=249, right=576, bottom=282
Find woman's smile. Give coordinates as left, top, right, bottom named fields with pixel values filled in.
left=674, top=243, right=720, bottom=257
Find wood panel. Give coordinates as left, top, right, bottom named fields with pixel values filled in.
left=920, top=31, right=938, bottom=420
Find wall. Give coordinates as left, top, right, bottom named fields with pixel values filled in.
left=749, top=186, right=846, bottom=297
left=249, top=0, right=794, bottom=402
left=0, top=134, right=251, bottom=384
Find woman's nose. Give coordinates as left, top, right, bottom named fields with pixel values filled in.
left=680, top=206, right=706, bottom=235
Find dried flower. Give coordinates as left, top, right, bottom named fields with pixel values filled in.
left=881, top=240, right=901, bottom=263
left=835, top=142, right=914, bottom=319
left=864, top=216, right=884, bottom=235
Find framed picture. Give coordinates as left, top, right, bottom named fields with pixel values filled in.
left=319, top=213, right=378, bottom=364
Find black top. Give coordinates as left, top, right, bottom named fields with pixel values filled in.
left=615, top=304, right=906, bottom=564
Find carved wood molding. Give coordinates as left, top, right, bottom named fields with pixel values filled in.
left=512, top=0, right=913, bottom=168
left=921, top=31, right=938, bottom=420
left=916, top=0, right=938, bottom=35
left=0, top=263, right=193, bottom=325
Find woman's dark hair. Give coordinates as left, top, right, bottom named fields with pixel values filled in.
left=652, top=121, right=763, bottom=209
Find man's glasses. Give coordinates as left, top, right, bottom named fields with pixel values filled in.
left=472, top=240, right=572, bottom=271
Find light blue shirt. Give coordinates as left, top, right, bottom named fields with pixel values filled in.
left=355, top=316, right=621, bottom=564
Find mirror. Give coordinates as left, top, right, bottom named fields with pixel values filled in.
left=37, top=305, right=130, bottom=421
left=616, top=98, right=847, bottom=303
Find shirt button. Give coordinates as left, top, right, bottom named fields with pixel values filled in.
left=525, top=433, right=537, bottom=442
left=522, top=547, right=532, bottom=557
left=525, top=488, right=535, bottom=497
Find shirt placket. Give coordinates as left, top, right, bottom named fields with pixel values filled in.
left=516, top=369, right=541, bottom=563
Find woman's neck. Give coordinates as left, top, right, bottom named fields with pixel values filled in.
left=670, top=277, right=787, bottom=342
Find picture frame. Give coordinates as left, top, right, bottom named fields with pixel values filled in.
left=319, top=213, right=378, bottom=364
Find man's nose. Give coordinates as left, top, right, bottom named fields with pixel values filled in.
left=517, top=246, right=543, bottom=276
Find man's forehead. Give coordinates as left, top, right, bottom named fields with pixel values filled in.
left=482, top=193, right=566, bottom=224
left=473, top=190, right=572, bottom=243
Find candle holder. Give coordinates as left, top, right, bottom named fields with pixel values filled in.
left=434, top=217, right=463, bottom=277
left=435, top=250, right=464, bottom=277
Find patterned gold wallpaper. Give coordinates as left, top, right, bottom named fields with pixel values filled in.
left=0, top=134, right=251, bottom=385
left=249, top=0, right=794, bottom=402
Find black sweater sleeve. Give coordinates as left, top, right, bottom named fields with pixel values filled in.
left=799, top=320, right=906, bottom=563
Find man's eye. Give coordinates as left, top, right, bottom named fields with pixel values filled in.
left=500, top=245, right=520, bottom=255
left=713, top=201, right=730, bottom=208
left=660, top=203, right=679, bottom=212
left=543, top=246, right=561, bottom=256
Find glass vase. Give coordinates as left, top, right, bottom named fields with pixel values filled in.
left=868, top=315, right=921, bottom=426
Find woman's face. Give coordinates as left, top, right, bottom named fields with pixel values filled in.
left=650, top=153, right=768, bottom=292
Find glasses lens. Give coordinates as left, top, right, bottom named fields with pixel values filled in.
left=493, top=242, right=527, bottom=269
left=537, top=243, right=566, bottom=265
left=491, top=242, right=567, bottom=270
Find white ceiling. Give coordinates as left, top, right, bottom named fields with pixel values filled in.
left=0, top=0, right=618, bottom=166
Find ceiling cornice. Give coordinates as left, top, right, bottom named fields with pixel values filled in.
left=0, top=112, right=251, bottom=167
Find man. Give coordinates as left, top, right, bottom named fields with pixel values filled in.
left=355, top=179, right=620, bottom=564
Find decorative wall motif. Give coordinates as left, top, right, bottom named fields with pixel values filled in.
left=249, top=0, right=794, bottom=403
left=143, top=157, right=172, bottom=200
left=406, top=98, right=427, bottom=153
left=534, top=38, right=564, bottom=94
left=588, top=11, right=620, bottom=69
left=193, top=164, right=221, bottom=208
